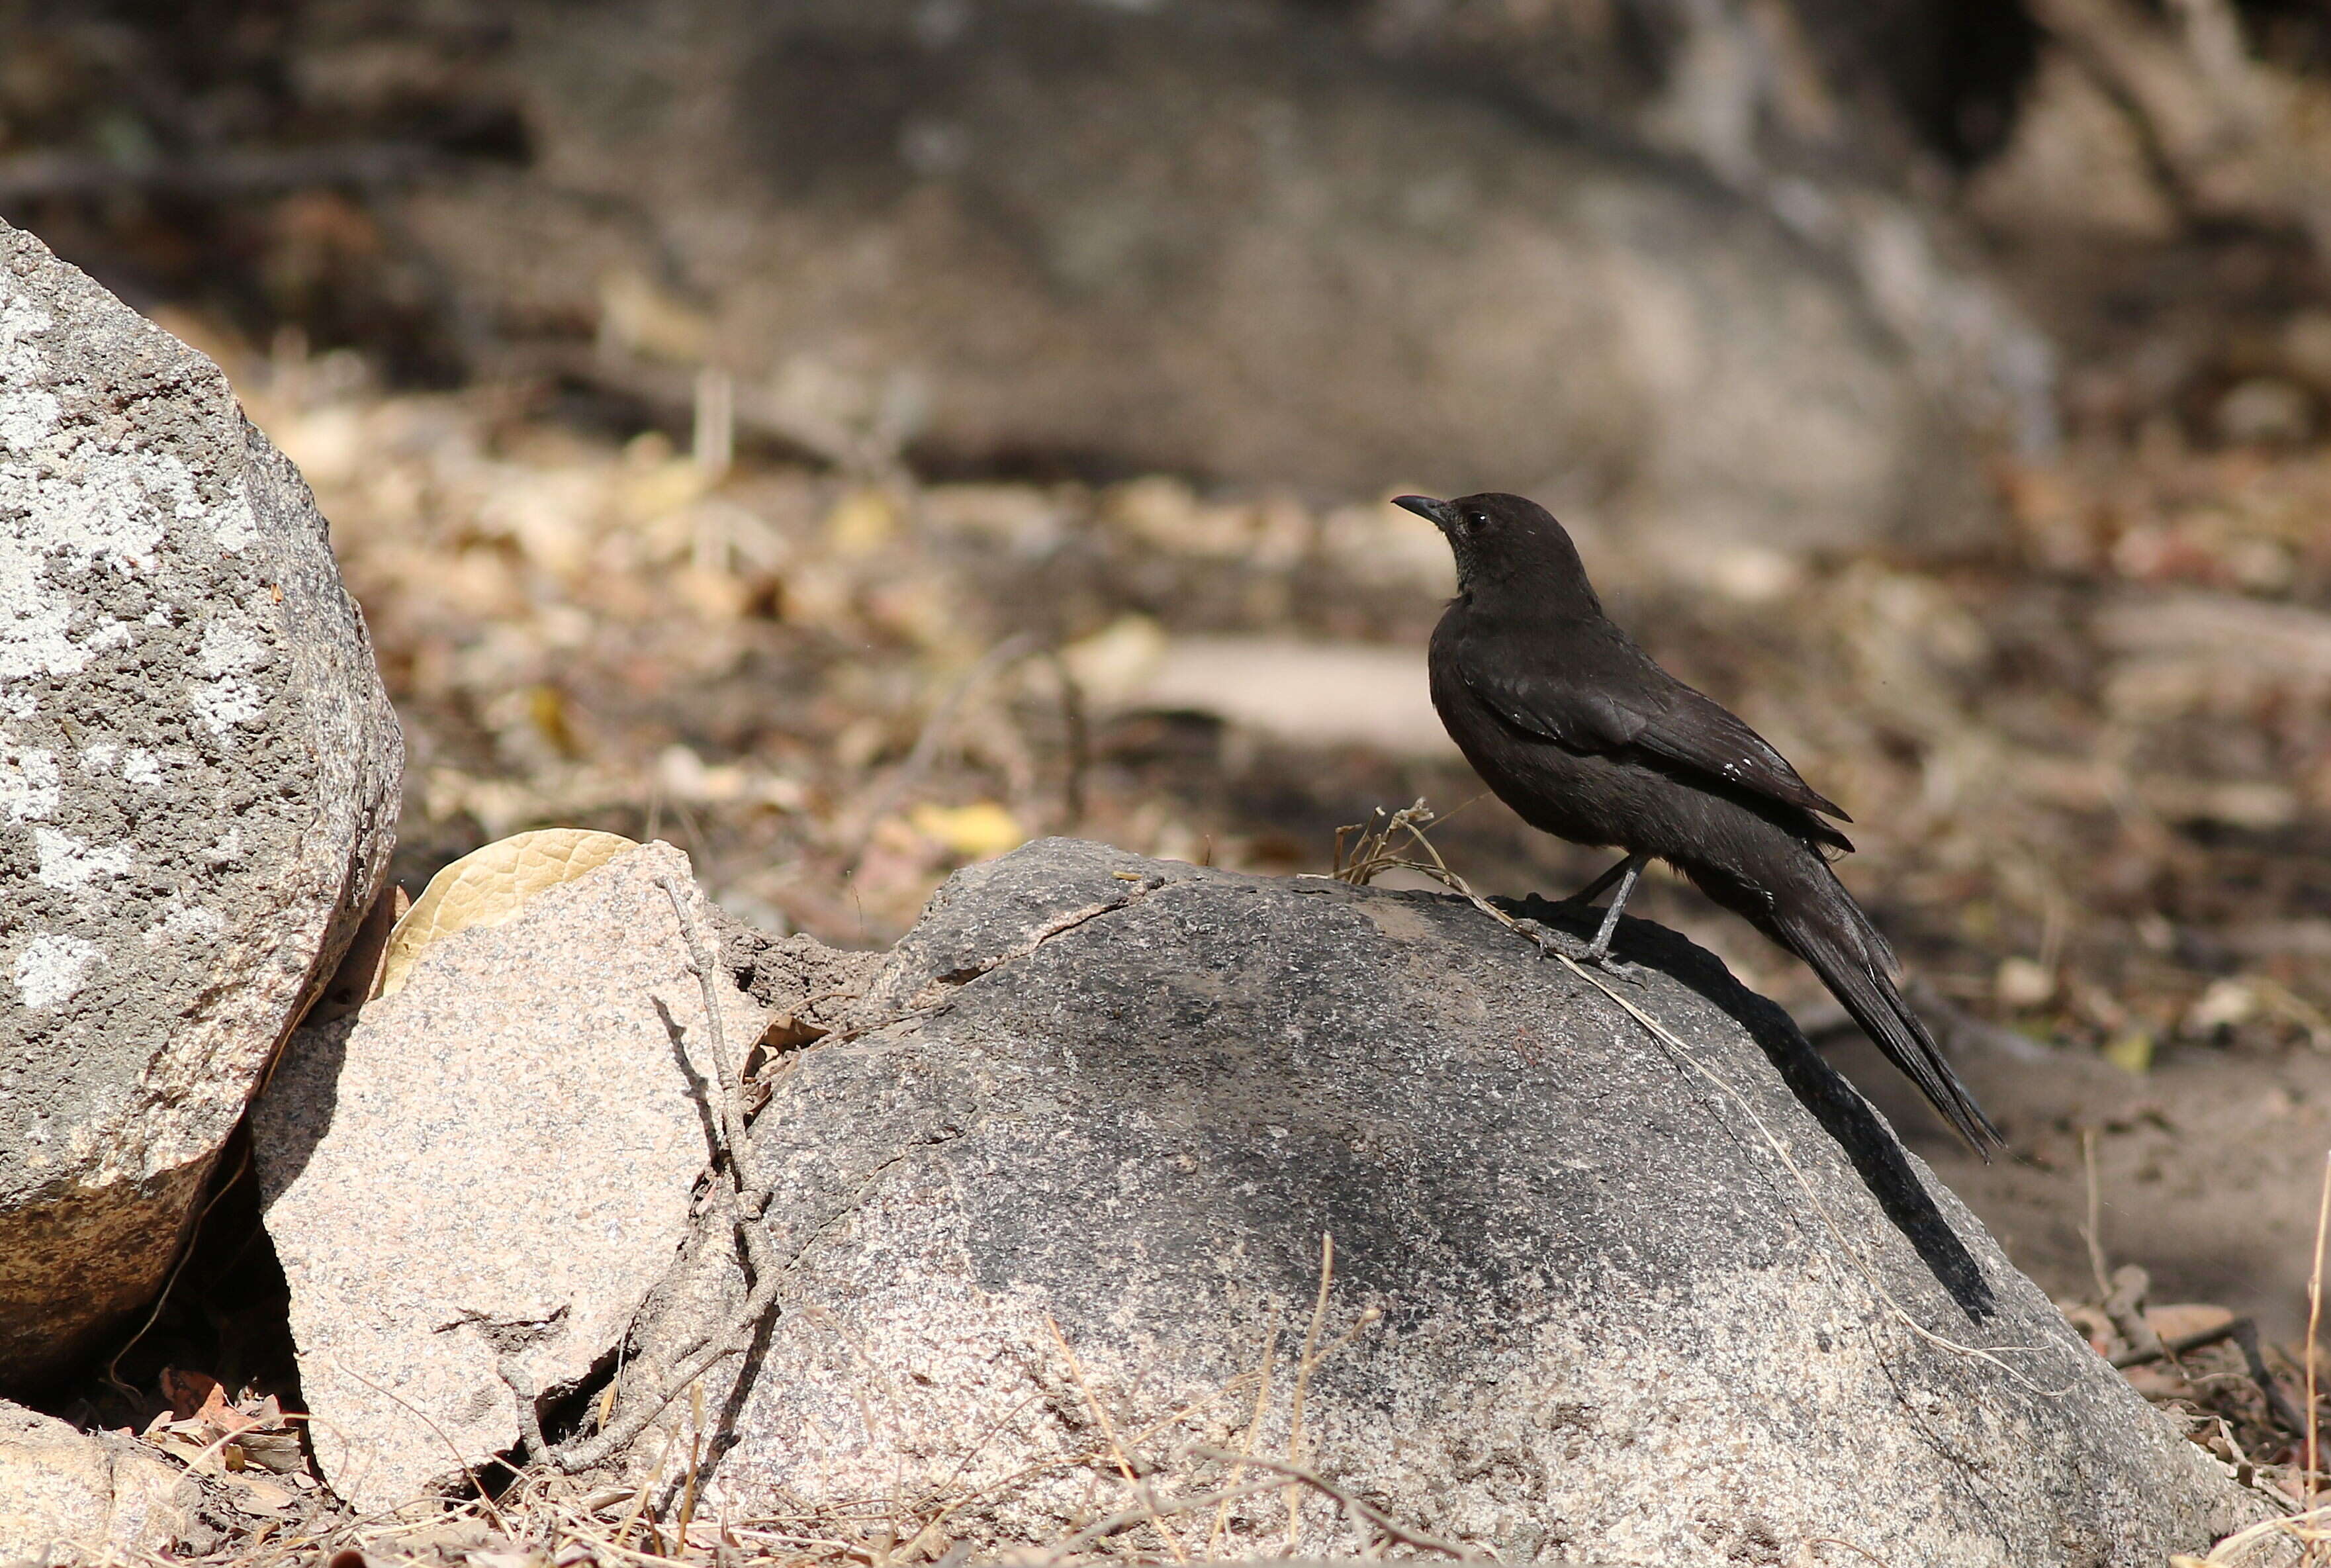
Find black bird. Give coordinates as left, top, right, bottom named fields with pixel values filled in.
left=1396, top=491, right=2003, bottom=1156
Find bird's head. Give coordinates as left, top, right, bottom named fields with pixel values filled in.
left=1392, top=492, right=1601, bottom=613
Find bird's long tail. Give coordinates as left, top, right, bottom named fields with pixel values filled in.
left=1766, top=872, right=2004, bottom=1158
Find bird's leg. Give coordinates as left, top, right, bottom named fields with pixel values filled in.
left=1510, top=854, right=1645, bottom=976
left=1557, top=856, right=1633, bottom=907
left=1581, top=855, right=1644, bottom=966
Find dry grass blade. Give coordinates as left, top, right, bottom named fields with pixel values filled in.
left=1179, top=1446, right=1481, bottom=1559
left=1333, top=800, right=1443, bottom=887
left=1043, top=1314, right=1189, bottom=1563
left=2197, top=1502, right=2331, bottom=1565
left=1554, top=948, right=2076, bottom=1395
left=1206, top=1315, right=1278, bottom=1557
left=842, top=631, right=1042, bottom=873
left=674, top=1380, right=708, bottom=1542
left=1284, top=1232, right=1334, bottom=1554
left=2082, top=1127, right=2113, bottom=1303
left=2309, top=1150, right=2331, bottom=1527
left=328, top=1358, right=513, bottom=1534
left=1040, top=1478, right=1285, bottom=1561
left=616, top=1435, right=670, bottom=1552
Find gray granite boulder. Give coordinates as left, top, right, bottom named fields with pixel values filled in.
left=610, top=838, right=2271, bottom=1566
left=253, top=843, right=792, bottom=1516
left=0, top=220, right=401, bottom=1390
left=409, top=0, right=1992, bottom=563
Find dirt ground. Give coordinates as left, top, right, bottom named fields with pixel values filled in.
left=1841, top=1026, right=2331, bottom=1344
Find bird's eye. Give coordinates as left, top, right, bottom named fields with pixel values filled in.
left=1464, top=511, right=1488, bottom=530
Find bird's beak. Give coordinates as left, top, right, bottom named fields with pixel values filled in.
left=1391, top=494, right=1457, bottom=531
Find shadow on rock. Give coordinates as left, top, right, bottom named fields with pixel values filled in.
left=1501, top=892, right=1997, bottom=1323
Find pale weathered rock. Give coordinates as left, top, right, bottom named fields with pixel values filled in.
left=0, top=220, right=401, bottom=1391
left=406, top=0, right=1992, bottom=563
left=615, top=838, right=2273, bottom=1567
left=252, top=841, right=776, bottom=1516
left=0, top=1399, right=197, bottom=1559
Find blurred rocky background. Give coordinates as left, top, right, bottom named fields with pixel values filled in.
left=10, top=0, right=2331, bottom=1348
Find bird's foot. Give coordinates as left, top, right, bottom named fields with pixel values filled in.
left=1511, top=919, right=1642, bottom=978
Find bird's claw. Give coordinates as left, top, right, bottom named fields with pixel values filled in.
left=1511, top=917, right=1575, bottom=959
left=1511, top=919, right=1642, bottom=978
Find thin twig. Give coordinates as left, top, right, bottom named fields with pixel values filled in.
left=2082, top=1128, right=2113, bottom=1303
left=1043, top=1314, right=1188, bottom=1563
left=1207, top=1316, right=1278, bottom=1557
left=657, top=873, right=757, bottom=1195
left=2101, top=1264, right=2168, bottom=1367
left=105, top=1143, right=251, bottom=1403
left=1180, top=1446, right=1481, bottom=1559
left=500, top=1352, right=551, bottom=1465
left=331, top=1359, right=513, bottom=1534
left=553, top=1252, right=787, bottom=1475
left=2308, top=1150, right=2330, bottom=1518
left=843, top=632, right=1041, bottom=874
left=1042, top=1479, right=1285, bottom=1560
left=548, top=877, right=788, bottom=1474
left=1285, top=1233, right=1334, bottom=1554
left=2113, top=1317, right=2248, bottom=1368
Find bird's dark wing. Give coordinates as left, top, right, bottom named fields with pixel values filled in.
left=1629, top=683, right=1851, bottom=823
left=1455, top=624, right=1850, bottom=823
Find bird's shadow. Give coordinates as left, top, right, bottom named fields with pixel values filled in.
left=1498, top=895, right=1997, bottom=1322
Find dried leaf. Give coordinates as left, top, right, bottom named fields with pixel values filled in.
left=197, top=1379, right=261, bottom=1436
left=237, top=1430, right=306, bottom=1472
left=1060, top=614, right=1167, bottom=705
left=2148, top=1303, right=2236, bottom=1342
left=2103, top=1030, right=2156, bottom=1075
left=220, top=1470, right=297, bottom=1516
left=1994, top=956, right=2055, bottom=1009
left=909, top=802, right=1025, bottom=860
left=824, top=487, right=899, bottom=555
left=379, top=829, right=641, bottom=997
left=160, top=1366, right=218, bottom=1422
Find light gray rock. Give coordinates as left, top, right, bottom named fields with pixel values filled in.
left=252, top=842, right=777, bottom=1516
left=612, top=838, right=2273, bottom=1567
left=406, top=0, right=1991, bottom=562
left=0, top=220, right=401, bottom=1391
left=0, top=1398, right=197, bottom=1559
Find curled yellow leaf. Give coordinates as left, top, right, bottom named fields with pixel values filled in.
left=376, top=828, right=642, bottom=998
